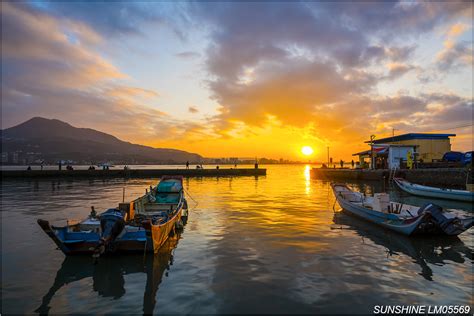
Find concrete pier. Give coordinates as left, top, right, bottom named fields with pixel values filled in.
left=311, top=168, right=471, bottom=188
left=1, top=168, right=266, bottom=179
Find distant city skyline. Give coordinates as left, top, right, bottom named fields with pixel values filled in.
left=2, top=2, right=472, bottom=160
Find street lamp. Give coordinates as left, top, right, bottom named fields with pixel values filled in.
left=370, top=135, right=376, bottom=170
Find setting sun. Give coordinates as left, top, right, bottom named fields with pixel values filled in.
left=301, top=146, right=314, bottom=156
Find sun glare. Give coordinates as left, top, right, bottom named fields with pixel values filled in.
left=301, top=146, right=314, bottom=156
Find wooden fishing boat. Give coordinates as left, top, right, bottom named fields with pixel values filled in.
left=331, top=183, right=473, bottom=236
left=393, top=177, right=474, bottom=202
left=38, top=176, right=188, bottom=256
left=129, top=175, right=188, bottom=253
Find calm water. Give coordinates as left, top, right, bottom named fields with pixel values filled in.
left=1, top=165, right=473, bottom=314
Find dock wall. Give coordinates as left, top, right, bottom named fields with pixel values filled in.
left=1, top=168, right=266, bottom=179
left=311, top=168, right=471, bottom=187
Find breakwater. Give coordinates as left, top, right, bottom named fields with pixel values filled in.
left=311, top=168, right=471, bottom=187
left=1, top=168, right=266, bottom=179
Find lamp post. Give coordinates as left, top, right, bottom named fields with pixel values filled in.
left=370, top=135, right=376, bottom=170
left=327, top=146, right=330, bottom=167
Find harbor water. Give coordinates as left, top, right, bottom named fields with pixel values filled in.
left=1, top=165, right=472, bottom=314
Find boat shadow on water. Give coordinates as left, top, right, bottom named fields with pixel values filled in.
left=332, top=211, right=473, bottom=281
left=34, top=231, right=182, bottom=315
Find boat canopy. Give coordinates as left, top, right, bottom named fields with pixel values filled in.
left=157, top=179, right=182, bottom=193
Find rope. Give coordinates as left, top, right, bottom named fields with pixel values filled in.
left=183, top=187, right=199, bottom=209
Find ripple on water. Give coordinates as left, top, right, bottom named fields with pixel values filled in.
left=1, top=165, right=473, bottom=314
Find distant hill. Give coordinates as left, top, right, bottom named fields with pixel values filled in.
left=1, top=117, right=202, bottom=164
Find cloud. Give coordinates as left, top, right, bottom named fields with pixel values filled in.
left=188, top=106, right=199, bottom=113
left=175, top=51, right=200, bottom=59
left=29, top=2, right=167, bottom=37
left=0, top=3, right=190, bottom=144
left=188, top=2, right=470, bottom=131
left=385, top=63, right=416, bottom=80
left=436, top=40, right=473, bottom=71
left=445, top=22, right=470, bottom=37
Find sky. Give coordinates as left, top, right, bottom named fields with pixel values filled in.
left=1, top=1, right=473, bottom=160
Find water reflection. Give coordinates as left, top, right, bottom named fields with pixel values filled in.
left=35, top=233, right=181, bottom=315
left=332, top=211, right=473, bottom=281
left=304, top=165, right=311, bottom=195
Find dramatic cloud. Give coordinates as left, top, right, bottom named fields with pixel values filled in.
left=2, top=1, right=472, bottom=158
left=0, top=3, right=197, bottom=145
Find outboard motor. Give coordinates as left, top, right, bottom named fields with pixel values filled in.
left=93, top=208, right=125, bottom=258
left=417, top=203, right=469, bottom=235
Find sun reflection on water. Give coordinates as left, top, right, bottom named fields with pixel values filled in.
left=304, top=165, right=311, bottom=195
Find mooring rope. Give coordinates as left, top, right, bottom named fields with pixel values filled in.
left=183, top=187, right=199, bottom=209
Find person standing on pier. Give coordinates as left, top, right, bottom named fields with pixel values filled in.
left=351, top=160, right=354, bottom=169
left=186, top=161, right=189, bottom=169
left=340, top=160, right=344, bottom=168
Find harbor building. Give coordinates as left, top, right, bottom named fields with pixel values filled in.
left=353, top=133, right=456, bottom=169
left=365, top=133, right=456, bottom=162
left=353, top=144, right=417, bottom=169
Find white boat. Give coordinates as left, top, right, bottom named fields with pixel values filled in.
left=331, top=183, right=473, bottom=236
left=394, top=178, right=474, bottom=202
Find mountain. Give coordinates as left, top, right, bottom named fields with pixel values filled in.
left=1, top=117, right=202, bottom=164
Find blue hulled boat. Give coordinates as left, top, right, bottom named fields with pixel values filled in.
left=38, top=176, right=188, bottom=256
left=331, top=183, right=473, bottom=236
left=394, top=177, right=474, bottom=202
left=37, top=209, right=149, bottom=255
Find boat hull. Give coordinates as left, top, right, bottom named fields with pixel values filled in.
left=37, top=219, right=152, bottom=255
left=38, top=213, right=186, bottom=255
left=394, top=178, right=474, bottom=202
left=334, top=195, right=425, bottom=236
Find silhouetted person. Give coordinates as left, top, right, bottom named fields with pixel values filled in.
left=351, top=160, right=355, bottom=168
left=234, top=163, right=237, bottom=168
left=27, top=165, right=32, bottom=171
left=186, top=161, right=189, bottom=169
left=340, top=160, right=344, bottom=168
left=216, top=166, right=219, bottom=169
left=40, top=162, right=44, bottom=171
left=255, top=161, right=259, bottom=169
left=58, top=161, right=62, bottom=171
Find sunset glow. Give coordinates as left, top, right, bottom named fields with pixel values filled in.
left=1, top=2, right=472, bottom=161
